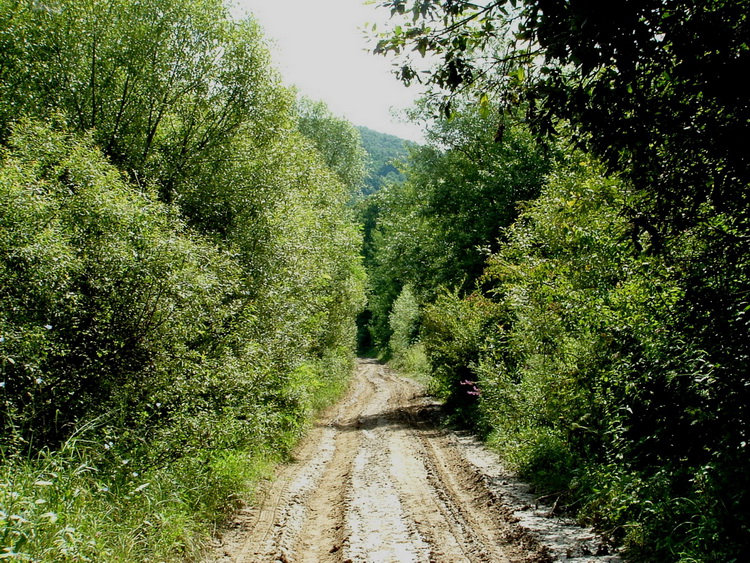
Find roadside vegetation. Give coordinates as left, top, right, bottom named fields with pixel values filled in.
left=0, top=0, right=365, bottom=560
left=3, top=0, right=748, bottom=560
left=360, top=1, right=750, bottom=560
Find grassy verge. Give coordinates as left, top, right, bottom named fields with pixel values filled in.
left=1, top=441, right=278, bottom=561
left=389, top=343, right=433, bottom=389
left=1, top=357, right=355, bottom=562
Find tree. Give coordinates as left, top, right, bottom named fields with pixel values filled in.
left=297, top=97, right=367, bottom=195
left=0, top=0, right=367, bottom=458
left=372, top=3, right=750, bottom=558
left=363, top=98, right=550, bottom=348
left=0, top=0, right=285, bottom=203
left=0, top=119, right=247, bottom=445
left=373, top=0, right=750, bottom=224
left=372, top=99, right=550, bottom=293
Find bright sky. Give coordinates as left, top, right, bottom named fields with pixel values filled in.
left=234, top=0, right=427, bottom=142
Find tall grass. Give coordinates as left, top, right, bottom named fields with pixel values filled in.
left=1, top=431, right=271, bottom=561
left=1, top=355, right=355, bottom=562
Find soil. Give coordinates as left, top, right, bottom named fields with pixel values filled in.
left=205, top=359, right=622, bottom=563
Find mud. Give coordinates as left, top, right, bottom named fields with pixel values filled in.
left=205, top=359, right=621, bottom=562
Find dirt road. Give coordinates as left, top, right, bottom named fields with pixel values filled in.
left=207, top=360, right=621, bottom=563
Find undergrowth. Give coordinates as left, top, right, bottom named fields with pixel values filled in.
left=0, top=357, right=355, bottom=562
left=383, top=155, right=750, bottom=561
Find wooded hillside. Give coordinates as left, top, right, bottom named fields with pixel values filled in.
left=356, top=125, right=412, bottom=195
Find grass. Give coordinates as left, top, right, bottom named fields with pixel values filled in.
left=1, top=356, right=357, bottom=561
left=0, top=435, right=280, bottom=561
left=389, top=342, right=433, bottom=387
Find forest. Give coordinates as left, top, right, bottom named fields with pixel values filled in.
left=1, top=0, right=748, bottom=561
left=360, top=0, right=749, bottom=561
left=0, top=0, right=366, bottom=559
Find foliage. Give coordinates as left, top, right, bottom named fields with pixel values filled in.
left=388, top=285, right=421, bottom=356
left=0, top=120, right=239, bottom=447
left=353, top=127, right=415, bottom=353
left=373, top=0, right=750, bottom=221
left=0, top=117, right=364, bottom=561
left=0, top=0, right=367, bottom=557
left=373, top=2, right=750, bottom=381
left=0, top=0, right=285, bottom=203
left=433, top=155, right=750, bottom=560
left=356, top=125, right=412, bottom=195
left=0, top=432, right=277, bottom=562
left=362, top=100, right=550, bottom=349
left=297, top=98, right=368, bottom=195
left=369, top=2, right=750, bottom=559
left=421, top=289, right=505, bottom=425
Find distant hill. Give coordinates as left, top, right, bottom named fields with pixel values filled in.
left=356, top=126, right=415, bottom=195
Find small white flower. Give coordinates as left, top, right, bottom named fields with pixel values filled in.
left=132, top=483, right=149, bottom=493
left=35, top=377, right=43, bottom=385
left=44, top=325, right=52, bottom=330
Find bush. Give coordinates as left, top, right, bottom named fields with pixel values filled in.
left=0, top=120, right=248, bottom=447
left=477, top=154, right=750, bottom=560
left=421, top=289, right=506, bottom=426
left=389, top=285, right=421, bottom=354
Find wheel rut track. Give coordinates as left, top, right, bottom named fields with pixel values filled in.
left=378, top=364, right=542, bottom=563
left=206, top=360, right=605, bottom=563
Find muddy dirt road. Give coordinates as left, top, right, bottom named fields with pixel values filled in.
left=207, top=360, right=621, bottom=563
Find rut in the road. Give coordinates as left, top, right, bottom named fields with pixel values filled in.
left=206, top=360, right=618, bottom=563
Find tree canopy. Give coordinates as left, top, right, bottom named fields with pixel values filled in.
left=374, top=0, right=750, bottom=222
left=0, top=1, right=366, bottom=558
left=362, top=2, right=750, bottom=559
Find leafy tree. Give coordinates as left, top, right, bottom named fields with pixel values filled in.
left=363, top=99, right=550, bottom=347
left=0, top=0, right=367, bottom=460
left=0, top=1, right=367, bottom=557
left=356, top=125, right=412, bottom=195
left=374, top=0, right=749, bottom=216
left=0, top=120, right=246, bottom=446
left=479, top=153, right=750, bottom=560
left=0, top=0, right=285, bottom=203
left=372, top=5, right=750, bottom=558
left=297, top=97, right=367, bottom=195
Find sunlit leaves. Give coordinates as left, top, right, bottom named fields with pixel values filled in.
left=0, top=0, right=366, bottom=462
left=296, top=98, right=368, bottom=195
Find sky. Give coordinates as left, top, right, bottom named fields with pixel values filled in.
left=235, top=0, right=427, bottom=142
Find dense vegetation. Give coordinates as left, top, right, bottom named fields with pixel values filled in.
left=0, top=0, right=365, bottom=560
left=360, top=0, right=750, bottom=560
left=356, top=125, right=412, bottom=195
left=3, top=0, right=748, bottom=559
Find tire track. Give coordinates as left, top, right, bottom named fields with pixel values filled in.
left=206, top=359, right=618, bottom=563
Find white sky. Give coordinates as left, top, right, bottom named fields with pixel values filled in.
left=234, top=0, right=427, bottom=142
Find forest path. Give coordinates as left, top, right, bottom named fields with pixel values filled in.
left=206, top=360, right=620, bottom=563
